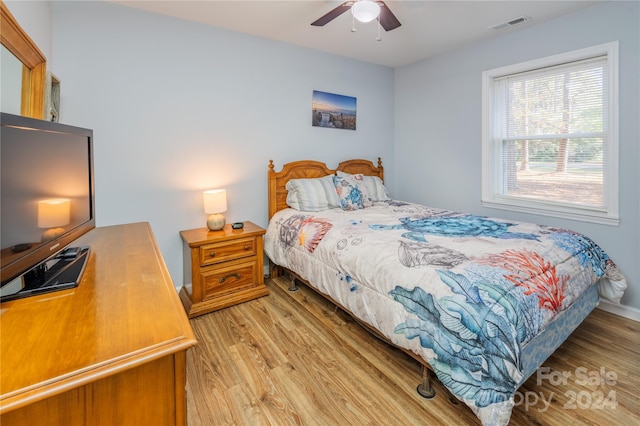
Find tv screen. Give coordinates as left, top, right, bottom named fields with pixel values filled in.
left=1, top=113, right=95, bottom=299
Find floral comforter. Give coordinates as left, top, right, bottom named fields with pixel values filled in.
left=264, top=201, right=627, bottom=425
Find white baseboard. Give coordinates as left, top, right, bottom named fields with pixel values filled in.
left=597, top=299, right=640, bottom=322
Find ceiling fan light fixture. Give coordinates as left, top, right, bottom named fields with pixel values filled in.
left=351, top=0, right=380, bottom=23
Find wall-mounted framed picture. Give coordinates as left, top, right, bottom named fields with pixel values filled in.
left=45, top=72, right=60, bottom=122
left=312, top=90, right=356, bottom=130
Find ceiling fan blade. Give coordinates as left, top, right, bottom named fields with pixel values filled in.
left=311, top=2, right=352, bottom=27
left=377, top=1, right=401, bottom=31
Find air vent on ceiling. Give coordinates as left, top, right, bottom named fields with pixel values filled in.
left=489, top=15, right=531, bottom=31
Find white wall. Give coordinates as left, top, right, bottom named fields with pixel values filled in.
left=395, top=1, right=640, bottom=316
left=9, top=0, right=638, bottom=317
left=50, top=1, right=395, bottom=289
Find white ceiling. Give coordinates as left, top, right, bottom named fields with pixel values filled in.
left=111, top=0, right=603, bottom=67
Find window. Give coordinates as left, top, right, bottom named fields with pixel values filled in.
left=482, top=42, right=619, bottom=225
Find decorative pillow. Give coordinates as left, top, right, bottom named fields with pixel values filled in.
left=336, top=171, right=390, bottom=201
left=285, top=175, right=341, bottom=211
left=332, top=174, right=373, bottom=210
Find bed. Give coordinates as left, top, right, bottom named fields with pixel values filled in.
left=264, top=158, right=627, bottom=425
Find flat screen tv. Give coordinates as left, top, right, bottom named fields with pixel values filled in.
left=1, top=112, right=95, bottom=301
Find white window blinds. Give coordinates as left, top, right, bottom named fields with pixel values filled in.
left=494, top=57, right=608, bottom=208
left=482, top=42, right=618, bottom=225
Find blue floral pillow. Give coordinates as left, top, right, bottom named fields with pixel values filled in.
left=332, top=175, right=372, bottom=210
left=336, top=171, right=390, bottom=201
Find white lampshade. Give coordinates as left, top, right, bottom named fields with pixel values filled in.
left=351, top=0, right=380, bottom=23
left=203, top=189, right=227, bottom=231
left=38, top=199, right=71, bottom=228
left=203, top=189, right=227, bottom=214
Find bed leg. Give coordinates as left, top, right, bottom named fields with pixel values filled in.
left=417, top=365, right=435, bottom=399
left=287, top=275, right=299, bottom=292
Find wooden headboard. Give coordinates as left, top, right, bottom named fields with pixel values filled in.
left=267, top=158, right=384, bottom=220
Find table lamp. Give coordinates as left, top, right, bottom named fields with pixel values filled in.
left=38, top=198, right=71, bottom=242
left=203, top=189, right=227, bottom=231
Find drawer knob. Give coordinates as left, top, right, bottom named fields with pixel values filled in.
left=209, top=252, right=215, bottom=257
left=219, top=273, right=241, bottom=283
left=244, top=245, right=249, bottom=250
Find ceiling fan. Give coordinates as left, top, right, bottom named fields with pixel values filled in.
left=311, top=0, right=402, bottom=32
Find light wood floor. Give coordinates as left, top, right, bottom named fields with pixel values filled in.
left=186, top=277, right=640, bottom=425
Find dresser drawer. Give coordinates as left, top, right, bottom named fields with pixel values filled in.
left=199, top=237, right=256, bottom=266
left=201, top=261, right=258, bottom=301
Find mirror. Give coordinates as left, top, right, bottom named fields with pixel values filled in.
left=1, top=44, right=22, bottom=114
left=1, top=1, right=47, bottom=119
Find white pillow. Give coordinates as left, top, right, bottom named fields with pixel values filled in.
left=336, top=171, right=390, bottom=202
left=285, top=175, right=341, bottom=211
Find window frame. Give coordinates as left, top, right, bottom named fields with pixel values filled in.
left=481, top=42, right=619, bottom=226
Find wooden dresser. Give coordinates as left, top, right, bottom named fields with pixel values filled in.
left=0, top=223, right=197, bottom=425
left=179, top=221, right=268, bottom=318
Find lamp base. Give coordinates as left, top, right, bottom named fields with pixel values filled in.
left=207, top=214, right=226, bottom=231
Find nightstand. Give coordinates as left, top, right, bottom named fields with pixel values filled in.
left=179, top=221, right=268, bottom=318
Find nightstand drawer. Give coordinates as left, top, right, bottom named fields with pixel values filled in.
left=201, top=261, right=258, bottom=300
left=200, top=237, right=256, bottom=266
